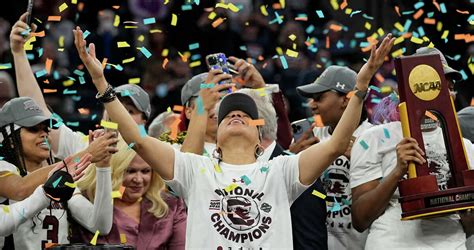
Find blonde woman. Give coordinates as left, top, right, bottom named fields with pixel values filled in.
left=76, top=139, right=187, bottom=249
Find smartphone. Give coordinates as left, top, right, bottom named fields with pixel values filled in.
left=205, top=53, right=239, bottom=83
left=291, top=119, right=313, bottom=142
left=26, top=0, right=34, bottom=26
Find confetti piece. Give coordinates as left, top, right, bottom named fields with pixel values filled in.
left=128, top=78, right=140, bottom=84
left=225, top=183, right=239, bottom=192
left=359, top=140, right=369, bottom=150
left=43, top=89, right=57, bottom=93
left=169, top=118, right=181, bottom=140
left=122, top=57, right=135, bottom=64
left=188, top=43, right=200, bottom=50
left=171, top=14, right=178, bottom=26
left=212, top=17, right=225, bottom=28
left=32, top=31, right=45, bottom=37
left=120, top=234, right=127, bottom=244
left=260, top=5, right=268, bottom=16
left=214, top=164, right=222, bottom=173
left=2, top=206, right=9, bottom=213
left=101, top=120, right=118, bottom=130
left=331, top=197, right=342, bottom=212
left=410, top=36, right=424, bottom=44
left=138, top=124, right=147, bottom=137
left=196, top=96, right=205, bottom=115
left=66, top=121, right=79, bottom=127
left=35, top=69, right=47, bottom=78
left=340, top=0, right=348, bottom=9
left=364, top=22, right=372, bottom=30
left=190, top=61, right=201, bottom=68
left=260, top=166, right=269, bottom=173
left=64, top=182, right=77, bottom=188
left=113, top=15, right=120, bottom=27
left=391, top=48, right=404, bottom=58
left=63, top=89, right=77, bottom=95
left=143, top=17, right=156, bottom=25
left=285, top=49, right=298, bottom=58
left=241, top=175, right=251, bottom=185
left=423, top=18, right=436, bottom=25
left=173, top=105, right=184, bottom=112
left=90, top=230, right=100, bottom=245
left=249, top=119, right=265, bottom=126
left=413, top=9, right=424, bottom=20
left=441, top=30, right=449, bottom=39
left=200, top=83, right=215, bottom=89
left=59, top=3, right=68, bottom=12
left=23, top=36, right=36, bottom=50
left=456, top=9, right=469, bottom=15
left=117, top=42, right=130, bottom=48
left=127, top=142, right=136, bottom=150
left=138, top=47, right=152, bottom=58
left=414, top=2, right=424, bottom=9
left=425, top=111, right=438, bottom=121
left=314, top=115, right=324, bottom=127
left=312, top=190, right=326, bottom=199
left=279, top=56, right=288, bottom=69
left=162, top=58, right=169, bottom=69
left=228, top=3, right=240, bottom=12
left=0, top=63, right=12, bottom=70
left=52, top=176, right=63, bottom=188
left=383, top=128, right=390, bottom=139
left=47, top=16, right=61, bottom=21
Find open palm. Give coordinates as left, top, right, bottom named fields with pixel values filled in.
left=357, top=34, right=395, bottom=87
left=73, top=26, right=103, bottom=80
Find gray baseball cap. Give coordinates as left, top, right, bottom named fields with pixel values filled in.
left=458, top=107, right=474, bottom=143
left=414, top=47, right=462, bottom=81
left=115, top=84, right=151, bottom=119
left=1, top=97, right=52, bottom=128
left=181, top=73, right=208, bottom=105
left=297, top=66, right=357, bottom=98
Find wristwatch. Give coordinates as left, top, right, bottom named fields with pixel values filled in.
left=354, top=87, right=369, bottom=101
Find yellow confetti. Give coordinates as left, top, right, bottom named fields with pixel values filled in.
left=312, top=190, right=327, bottom=199
left=2, top=206, right=9, bottom=213
left=82, top=135, right=89, bottom=142
left=113, top=15, right=120, bottom=27
left=122, top=57, right=135, bottom=64
left=90, top=230, right=100, bottom=245
left=100, top=120, right=118, bottom=130
left=117, top=41, right=130, bottom=48
left=279, top=0, right=285, bottom=8
left=214, top=164, right=222, bottom=173
left=111, top=191, right=122, bottom=199
left=208, top=12, right=217, bottom=20
left=59, top=36, right=64, bottom=47
left=427, top=42, right=435, bottom=48
left=120, top=234, right=127, bottom=244
left=228, top=3, right=240, bottom=12
left=71, top=0, right=77, bottom=4
left=215, top=3, right=228, bottom=9
left=364, top=22, right=372, bottom=30
left=24, top=36, right=36, bottom=50
left=128, top=78, right=140, bottom=84
left=410, top=37, right=424, bottom=44
left=469, top=63, right=474, bottom=74
left=285, top=49, right=298, bottom=58
left=190, top=61, right=201, bottom=68
left=137, top=35, right=145, bottom=42
left=288, top=34, right=296, bottom=41
left=394, top=36, right=405, bottom=45
left=377, top=28, right=385, bottom=36
left=436, top=22, right=443, bottom=32
left=391, top=48, right=404, bottom=58
left=171, top=14, right=178, bottom=26
left=441, top=30, right=449, bottom=39
left=64, top=182, right=77, bottom=188
left=394, top=22, right=404, bottom=32
left=149, top=29, right=162, bottom=33
left=276, top=47, right=283, bottom=55
left=224, top=183, right=239, bottom=192
left=161, top=48, right=169, bottom=57
left=345, top=8, right=352, bottom=15
left=330, top=0, right=339, bottom=10
left=59, top=3, right=68, bottom=12
left=260, top=5, right=268, bottom=16
left=63, top=80, right=74, bottom=87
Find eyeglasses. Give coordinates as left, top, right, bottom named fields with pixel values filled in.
left=24, top=124, right=50, bottom=133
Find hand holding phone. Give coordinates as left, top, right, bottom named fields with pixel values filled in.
left=289, top=119, right=320, bottom=154
left=26, top=0, right=34, bottom=26
left=291, top=119, right=313, bottom=142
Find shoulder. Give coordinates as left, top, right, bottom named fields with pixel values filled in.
left=0, top=160, right=18, bottom=173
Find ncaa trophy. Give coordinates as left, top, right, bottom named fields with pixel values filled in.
left=394, top=53, right=474, bottom=220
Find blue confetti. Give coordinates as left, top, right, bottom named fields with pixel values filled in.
left=200, top=83, right=215, bottom=89
left=417, top=26, right=425, bottom=37
left=0, top=63, right=12, bottom=69
left=181, top=4, right=193, bottom=11
left=350, top=10, right=362, bottom=18
left=138, top=124, right=147, bottom=137
left=66, top=122, right=79, bottom=127
left=403, top=19, right=412, bottom=32
left=427, top=12, right=434, bottom=18
left=191, top=54, right=201, bottom=60
left=369, top=86, right=381, bottom=92
left=239, top=45, right=247, bottom=51
left=83, top=30, right=91, bottom=39
left=79, top=76, right=85, bottom=84
left=331, top=197, right=341, bottom=212
left=362, top=14, right=374, bottom=20
left=196, top=96, right=205, bottom=115
left=91, top=114, right=97, bottom=120
left=241, top=175, right=251, bottom=185
left=73, top=69, right=84, bottom=76
left=359, top=140, right=369, bottom=150
left=63, top=89, right=77, bottom=95
left=383, top=128, right=390, bottom=139
left=355, top=32, right=366, bottom=38
left=460, top=70, right=468, bottom=80
left=37, top=47, right=43, bottom=57
left=143, top=17, right=156, bottom=25
left=35, top=69, right=47, bottom=78
left=260, top=166, right=269, bottom=173
left=315, top=10, right=325, bottom=18
left=138, top=47, right=152, bottom=58
left=414, top=2, right=424, bottom=9
left=439, top=3, right=447, bottom=13
left=279, top=56, right=288, bottom=69
left=305, top=25, right=315, bottom=34
left=188, top=43, right=200, bottom=50
left=52, top=176, right=63, bottom=188
left=113, top=64, right=123, bottom=71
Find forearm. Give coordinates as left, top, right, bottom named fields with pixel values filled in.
left=181, top=109, right=207, bottom=154
left=0, top=186, right=49, bottom=236
left=69, top=167, right=112, bottom=234
left=272, top=92, right=292, bottom=149
left=330, top=95, right=363, bottom=155
left=2, top=165, right=54, bottom=200
left=352, top=169, right=403, bottom=231
left=12, top=51, right=51, bottom=117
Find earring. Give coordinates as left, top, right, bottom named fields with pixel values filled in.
left=255, top=144, right=265, bottom=158
left=213, top=148, right=222, bottom=160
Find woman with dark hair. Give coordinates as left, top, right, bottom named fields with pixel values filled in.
left=0, top=97, right=114, bottom=249
left=74, top=25, right=394, bottom=248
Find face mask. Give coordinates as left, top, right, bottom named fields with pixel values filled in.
left=43, top=169, right=75, bottom=202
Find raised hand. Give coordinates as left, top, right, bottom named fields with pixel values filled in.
left=10, top=12, right=37, bottom=54
left=228, top=56, right=265, bottom=89
left=86, top=130, right=119, bottom=164
left=356, top=34, right=395, bottom=90
left=72, top=26, right=104, bottom=82
left=200, top=69, right=233, bottom=112
left=49, top=153, right=93, bottom=182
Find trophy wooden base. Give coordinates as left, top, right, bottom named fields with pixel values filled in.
left=398, top=170, right=474, bottom=220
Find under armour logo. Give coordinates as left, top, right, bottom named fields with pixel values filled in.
left=336, top=82, right=345, bottom=90
left=24, top=100, right=40, bottom=111
left=260, top=203, right=272, bottom=213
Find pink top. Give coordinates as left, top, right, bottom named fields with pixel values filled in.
left=77, top=195, right=187, bottom=250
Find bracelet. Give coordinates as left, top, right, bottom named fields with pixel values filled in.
left=95, top=84, right=116, bottom=103
left=353, top=87, right=369, bottom=101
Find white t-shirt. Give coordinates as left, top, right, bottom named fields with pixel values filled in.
left=165, top=149, right=308, bottom=248
left=0, top=161, right=113, bottom=249
left=54, top=125, right=88, bottom=160
left=313, top=120, right=372, bottom=250
left=350, top=121, right=474, bottom=249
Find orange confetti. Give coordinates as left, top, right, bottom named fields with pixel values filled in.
left=375, top=73, right=385, bottom=83
left=119, top=185, right=126, bottom=195
left=32, top=31, right=45, bottom=37
left=162, top=58, right=169, bottom=69
left=272, top=3, right=282, bottom=9
left=43, top=89, right=57, bottom=93
left=432, top=0, right=440, bottom=11
left=425, top=111, right=438, bottom=121
left=413, top=9, right=424, bottom=20
left=43, top=79, right=49, bottom=84
left=78, top=108, right=90, bottom=115
left=470, top=98, right=474, bottom=106
left=249, top=119, right=265, bottom=126
left=45, top=58, right=53, bottom=74
left=346, top=90, right=355, bottom=99
left=112, top=5, right=120, bottom=9
left=101, top=58, right=108, bottom=69
left=47, top=16, right=61, bottom=22
left=169, top=118, right=181, bottom=140
left=329, top=24, right=343, bottom=31
left=340, top=0, right=348, bottom=10
left=314, top=115, right=324, bottom=127
left=211, top=18, right=225, bottom=28
left=325, top=36, right=330, bottom=49
left=456, top=9, right=470, bottom=15
left=423, top=18, right=436, bottom=25
left=402, top=32, right=413, bottom=39
left=173, top=105, right=184, bottom=112
left=45, top=242, right=59, bottom=248
left=78, top=2, right=84, bottom=11
left=394, top=6, right=401, bottom=17
left=294, top=17, right=308, bottom=21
